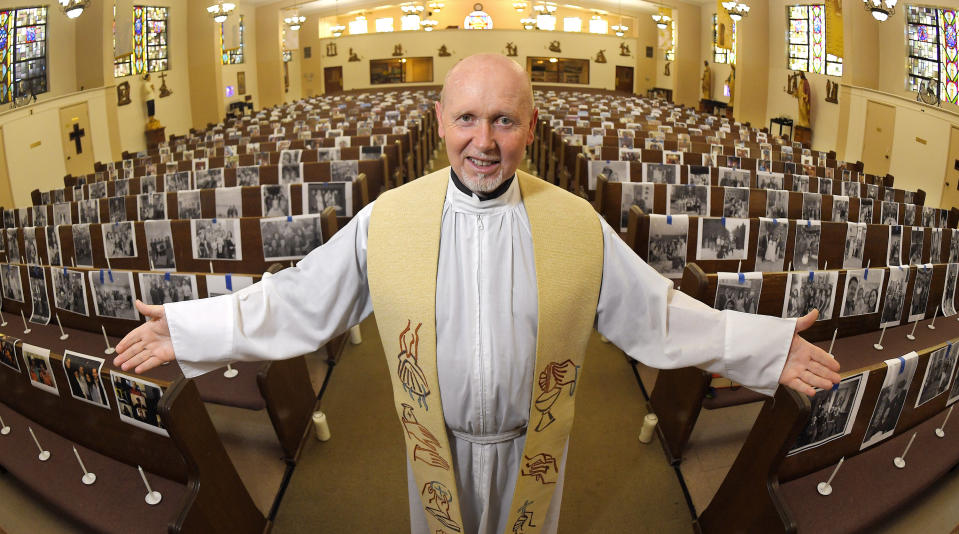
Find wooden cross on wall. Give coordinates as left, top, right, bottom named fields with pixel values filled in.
left=69, top=123, right=85, bottom=154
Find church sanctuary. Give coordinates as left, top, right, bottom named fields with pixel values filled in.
left=2, top=0, right=959, bottom=532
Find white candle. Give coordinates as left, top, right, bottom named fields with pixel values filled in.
left=827, top=328, right=837, bottom=355
left=73, top=446, right=89, bottom=475
left=138, top=465, right=153, bottom=494
left=28, top=427, right=42, bottom=453
left=901, top=432, right=917, bottom=460
left=824, top=456, right=844, bottom=486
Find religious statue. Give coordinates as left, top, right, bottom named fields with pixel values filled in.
left=348, top=48, right=360, bottom=62
left=725, top=64, right=736, bottom=105
left=664, top=62, right=670, bottom=76
left=326, top=42, right=337, bottom=57
left=142, top=74, right=161, bottom=130
left=548, top=41, right=561, bottom=53
left=619, top=42, right=631, bottom=57
left=438, top=45, right=451, bottom=57
left=701, top=61, right=712, bottom=100
left=393, top=44, right=404, bottom=57
left=791, top=71, right=811, bottom=127
left=825, top=79, right=839, bottom=104
left=595, top=50, right=606, bottom=63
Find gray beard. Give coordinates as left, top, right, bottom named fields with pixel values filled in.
left=458, top=168, right=508, bottom=194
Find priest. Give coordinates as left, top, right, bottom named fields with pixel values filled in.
left=115, top=54, right=841, bottom=534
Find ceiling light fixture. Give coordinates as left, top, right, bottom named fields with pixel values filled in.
left=206, top=1, right=236, bottom=23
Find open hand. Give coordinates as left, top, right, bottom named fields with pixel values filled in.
left=779, top=310, right=842, bottom=397
left=114, top=300, right=176, bottom=374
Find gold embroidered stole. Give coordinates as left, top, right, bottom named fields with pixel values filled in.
left=367, top=167, right=603, bottom=534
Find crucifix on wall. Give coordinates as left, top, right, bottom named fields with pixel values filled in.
left=69, top=123, right=85, bottom=154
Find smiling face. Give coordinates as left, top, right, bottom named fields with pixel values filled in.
left=435, top=54, right=537, bottom=194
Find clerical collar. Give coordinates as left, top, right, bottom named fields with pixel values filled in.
left=450, top=169, right=515, bottom=201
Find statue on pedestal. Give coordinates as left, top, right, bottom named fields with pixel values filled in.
left=701, top=61, right=711, bottom=100
left=789, top=71, right=811, bottom=127
left=725, top=64, right=736, bottom=105
left=142, top=73, right=162, bottom=131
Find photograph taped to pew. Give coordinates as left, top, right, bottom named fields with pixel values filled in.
left=647, top=214, right=688, bottom=278
left=687, top=165, right=710, bottom=186
left=755, top=218, right=788, bottom=272
left=63, top=351, right=109, bottom=409
left=89, top=270, right=139, bottom=321
left=904, top=204, right=917, bottom=226
left=841, top=180, right=860, bottom=198
left=644, top=138, right=664, bottom=151
left=316, top=147, right=340, bottom=162
left=6, top=229, right=19, bottom=263
left=108, top=197, right=126, bottom=223
left=861, top=353, right=919, bottom=450
left=236, top=165, right=260, bottom=187
left=942, top=263, right=958, bottom=317
left=304, top=181, right=353, bottom=217
left=859, top=198, right=874, bottom=224
left=717, top=168, right=749, bottom=188
left=260, top=214, right=324, bottom=261
left=206, top=274, right=253, bottom=297
left=840, top=268, right=884, bottom=318
left=145, top=220, right=175, bottom=271
left=103, top=221, right=137, bottom=259
left=52, top=268, right=89, bottom=316
left=360, top=145, right=384, bottom=161
left=789, top=371, right=869, bottom=455
left=588, top=160, right=629, bottom=190
left=111, top=371, right=168, bottom=437
left=832, top=195, right=849, bottom=223
left=922, top=206, right=937, bottom=228
left=71, top=224, right=92, bottom=269
left=620, top=183, right=654, bottom=232
left=667, top=184, right=709, bottom=216
left=881, top=266, right=909, bottom=327
left=791, top=175, right=810, bottom=193
left=262, top=184, right=292, bottom=217
left=280, top=148, right=302, bottom=165
left=137, top=193, right=167, bottom=222
left=138, top=273, right=198, bottom=306
left=697, top=217, right=749, bottom=261
left=53, top=203, right=71, bottom=226
left=28, top=266, right=50, bottom=325
left=643, top=162, right=679, bottom=185
left=931, top=228, right=943, bottom=264
left=908, top=264, right=934, bottom=322
left=331, top=160, right=359, bottom=182
left=714, top=272, right=762, bottom=313
left=23, top=227, right=39, bottom=265
left=22, top=343, right=58, bottom=396
left=819, top=177, right=834, bottom=196
left=3, top=210, right=15, bottom=229
left=46, top=226, right=61, bottom=266
left=909, top=227, right=925, bottom=266
left=881, top=201, right=899, bottom=225
left=916, top=344, right=958, bottom=408
left=619, top=148, right=642, bottom=162
left=722, top=187, right=749, bottom=218
left=163, top=171, right=191, bottom=193
left=792, top=220, right=822, bottom=271
left=140, top=175, right=157, bottom=194
left=192, top=158, right=209, bottom=173
left=215, top=187, right=243, bottom=218
left=280, top=163, right=305, bottom=185
left=0, top=336, right=20, bottom=373
left=783, top=270, right=838, bottom=321
left=842, top=222, right=867, bottom=270
left=801, top=192, right=822, bottom=221
left=888, top=225, right=904, bottom=267
left=1, top=263, right=23, bottom=302
left=191, top=218, right=242, bottom=261
left=177, top=190, right=202, bottom=219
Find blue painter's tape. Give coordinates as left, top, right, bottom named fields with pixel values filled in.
left=212, top=217, right=217, bottom=224
left=63, top=267, right=67, bottom=276
left=807, top=219, right=812, bottom=227
left=721, top=217, right=726, bottom=227
left=287, top=215, right=293, bottom=222
left=738, top=273, right=745, bottom=284
left=898, top=356, right=906, bottom=374
left=99, top=269, right=104, bottom=283
left=164, top=272, right=170, bottom=281
left=773, top=218, right=778, bottom=225
left=666, top=215, right=672, bottom=225
left=108, top=270, right=113, bottom=283
left=832, top=382, right=839, bottom=391
left=809, top=271, right=815, bottom=282
left=864, top=268, right=869, bottom=280
left=225, top=273, right=232, bottom=291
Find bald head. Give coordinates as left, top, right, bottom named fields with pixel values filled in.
left=440, top=54, right=534, bottom=115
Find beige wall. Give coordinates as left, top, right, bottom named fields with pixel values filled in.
left=256, top=3, right=284, bottom=109
left=222, top=7, right=260, bottom=111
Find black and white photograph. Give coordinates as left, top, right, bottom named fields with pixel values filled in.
left=262, top=184, right=291, bottom=216
left=4, top=228, right=17, bottom=263
left=722, top=187, right=749, bottom=218
left=140, top=175, right=157, bottom=194
left=687, top=165, right=710, bottom=186
left=619, top=148, right=642, bottom=162
left=53, top=202, right=72, bottom=226
left=331, top=160, right=359, bottom=183
left=783, top=270, right=838, bottom=320
left=832, top=195, right=849, bottom=222
left=647, top=214, right=688, bottom=278
left=137, top=192, right=167, bottom=221
left=138, top=272, right=198, bottom=306
left=0, top=337, right=20, bottom=373
left=108, top=197, right=127, bottom=223
left=620, top=182, right=654, bottom=232
left=280, top=163, right=305, bottom=185
left=881, top=201, right=900, bottom=225
left=260, top=214, right=324, bottom=261
left=801, top=193, right=822, bottom=221
left=63, top=351, right=109, bottom=409
left=881, top=266, right=909, bottom=327
left=316, top=147, right=339, bottom=162
left=909, top=227, right=924, bottom=265
left=144, top=220, right=176, bottom=271
left=791, top=175, right=810, bottom=193
left=195, top=168, right=225, bottom=189
left=17, top=207, right=29, bottom=227
left=757, top=172, right=783, bottom=191
left=709, top=144, right=723, bottom=166
left=859, top=198, right=874, bottom=224
left=112, top=371, right=168, bottom=436
left=191, top=218, right=242, bottom=261
left=88, top=181, right=107, bottom=200
left=916, top=345, right=958, bottom=407
left=588, top=160, right=629, bottom=190
left=949, top=359, right=959, bottom=406
left=713, top=272, right=762, bottom=313
left=843, top=222, right=867, bottom=269
left=22, top=343, right=58, bottom=396
left=52, top=267, right=88, bottom=316
left=904, top=203, right=917, bottom=226
left=164, top=171, right=192, bottom=192
left=908, top=264, right=933, bottom=322
left=840, top=268, right=884, bottom=317
left=861, top=353, right=919, bottom=450
left=697, top=217, right=749, bottom=260
left=305, top=181, right=353, bottom=218
left=360, top=145, right=384, bottom=161
left=667, top=184, right=709, bottom=216
left=206, top=274, right=254, bottom=297
left=1, top=263, right=23, bottom=302
left=237, top=165, right=261, bottom=187
left=643, top=163, right=679, bottom=185
left=755, top=218, right=788, bottom=272
left=793, top=220, right=822, bottom=271
left=3, top=209, right=15, bottom=229
left=888, top=225, right=903, bottom=266
left=177, top=190, right=202, bottom=219
left=943, top=262, right=958, bottom=317
left=31, top=206, right=46, bottom=227
left=905, top=191, right=916, bottom=205
left=28, top=266, right=50, bottom=325
left=951, top=229, right=959, bottom=263
left=819, top=177, right=833, bottom=196
left=883, top=188, right=895, bottom=202
left=940, top=209, right=950, bottom=228
left=23, top=227, right=39, bottom=265
left=45, top=226, right=61, bottom=266
left=841, top=180, right=860, bottom=198
left=103, top=221, right=138, bottom=258
left=789, top=371, right=868, bottom=455
left=215, top=187, right=243, bottom=218
left=717, top=168, right=749, bottom=188
left=931, top=228, right=943, bottom=264
left=922, top=206, right=937, bottom=228
left=280, top=148, right=302, bottom=165
left=88, top=269, right=139, bottom=320
left=335, top=135, right=351, bottom=149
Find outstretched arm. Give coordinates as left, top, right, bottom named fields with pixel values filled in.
left=115, top=300, right=175, bottom=374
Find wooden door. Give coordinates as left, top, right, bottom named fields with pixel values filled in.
left=59, top=102, right=94, bottom=176
left=615, top=66, right=634, bottom=93
left=939, top=127, right=959, bottom=210
left=324, top=66, right=343, bottom=94
left=861, top=100, right=896, bottom=177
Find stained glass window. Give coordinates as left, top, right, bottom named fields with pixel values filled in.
left=787, top=5, right=842, bottom=77
left=907, top=6, right=959, bottom=105
left=665, top=19, right=676, bottom=61
left=114, top=5, right=168, bottom=78
left=221, top=16, right=244, bottom=65
left=713, top=14, right=736, bottom=64
left=0, top=6, right=47, bottom=104
left=464, top=10, right=492, bottom=29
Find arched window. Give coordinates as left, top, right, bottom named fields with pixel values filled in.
left=221, top=16, right=244, bottom=65
left=0, top=6, right=48, bottom=103
left=464, top=10, right=492, bottom=30
left=114, top=5, right=169, bottom=77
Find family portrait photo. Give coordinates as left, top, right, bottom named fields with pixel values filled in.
left=144, top=220, right=176, bottom=271
left=783, top=270, right=838, bottom=321
left=792, top=221, right=822, bottom=271
left=1, top=264, right=23, bottom=302
left=647, top=214, right=688, bottom=278
left=620, top=182, right=654, bottom=232
left=103, top=221, right=138, bottom=258
left=23, top=343, right=58, bottom=396
left=713, top=272, right=762, bottom=314
left=112, top=372, right=168, bottom=436
left=260, top=214, right=324, bottom=261
left=262, top=184, right=292, bottom=217
left=839, top=268, right=884, bottom=318
left=177, top=190, right=202, bottom=219
left=915, top=345, right=958, bottom=408
left=89, top=270, right=139, bottom=320
left=790, top=372, right=868, bottom=455
left=667, top=184, right=709, bottom=216
left=28, top=266, right=50, bottom=325
left=304, top=182, right=352, bottom=218
left=191, top=218, right=242, bottom=261
left=63, top=351, right=109, bottom=409
left=138, top=273, right=198, bottom=306
left=861, top=354, right=919, bottom=450
left=51, top=267, right=89, bottom=316
left=697, top=217, right=749, bottom=261
left=754, top=218, right=788, bottom=272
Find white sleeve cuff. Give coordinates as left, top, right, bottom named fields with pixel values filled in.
left=722, top=311, right=796, bottom=396
left=165, top=295, right=235, bottom=379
